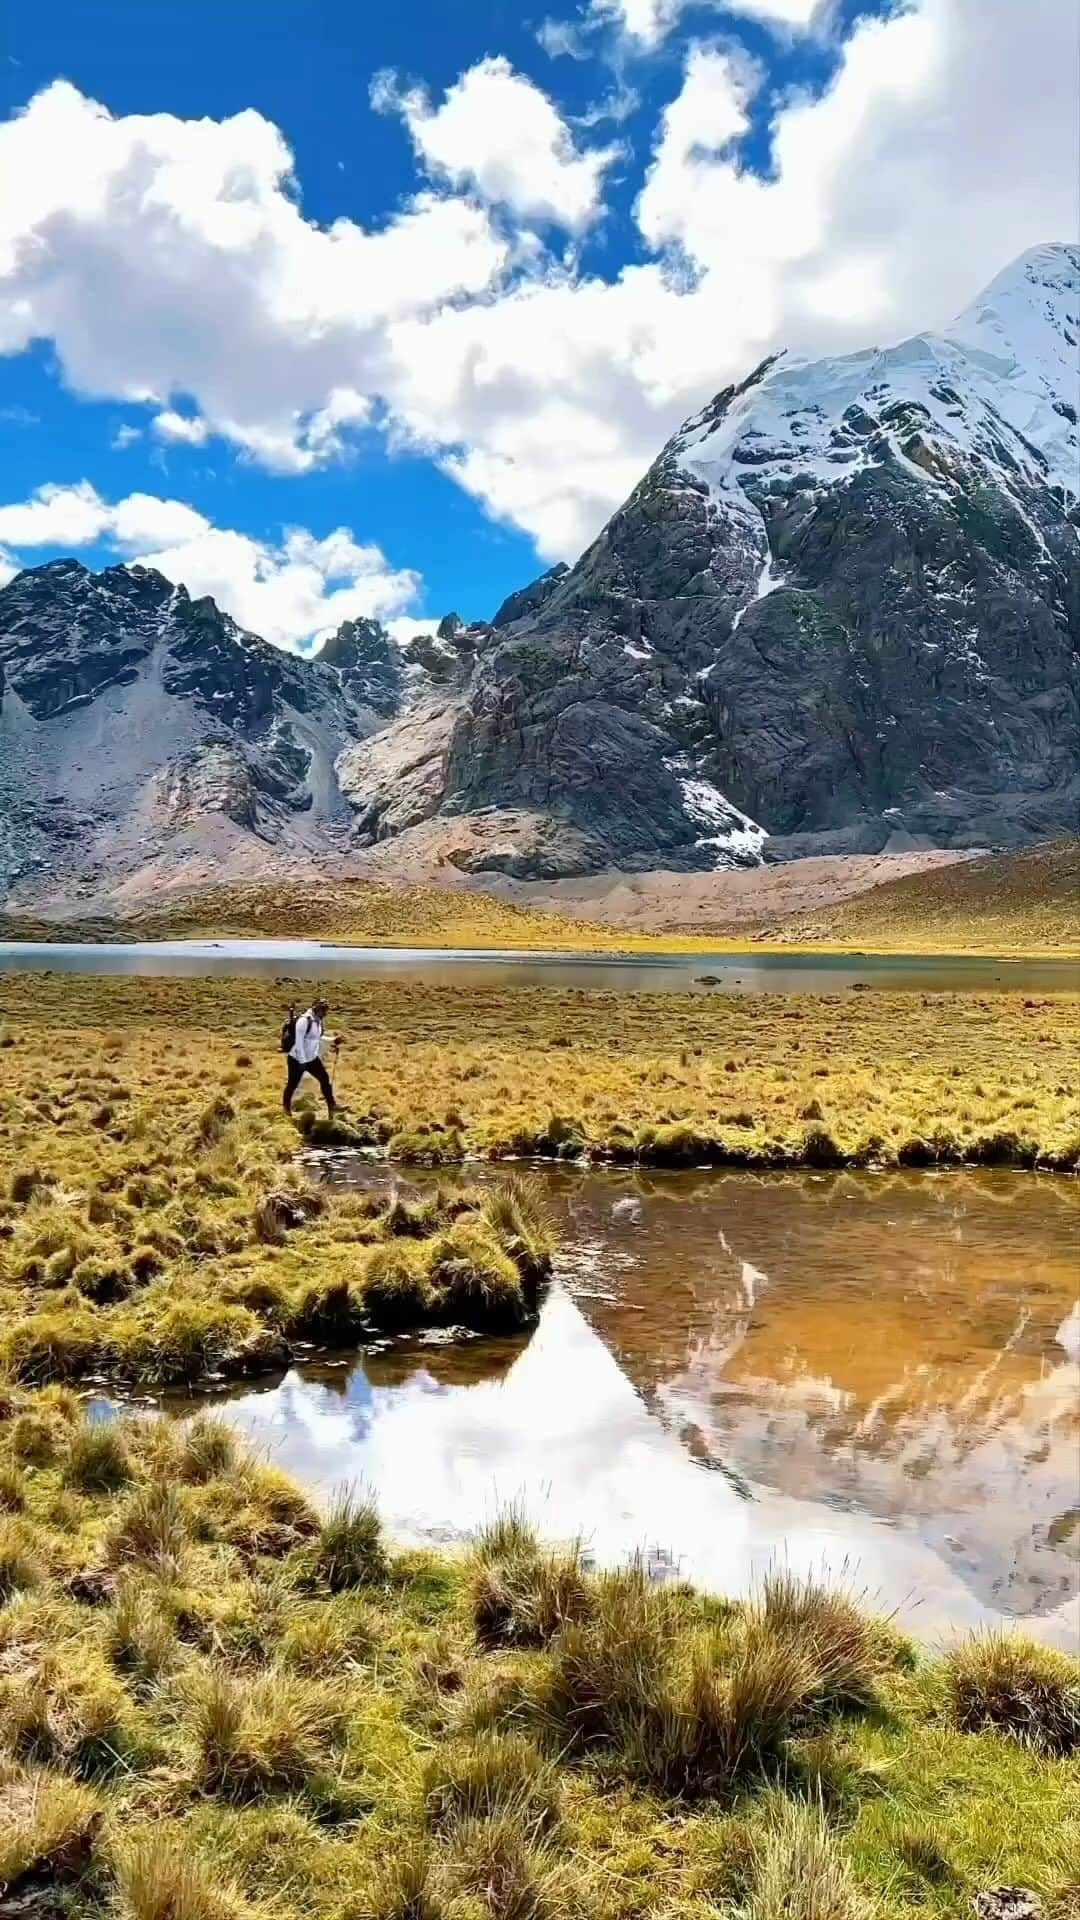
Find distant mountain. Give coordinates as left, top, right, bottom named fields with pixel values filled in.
left=0, top=559, right=477, bottom=898
left=2, top=245, right=1077, bottom=901
left=340, top=243, right=1080, bottom=876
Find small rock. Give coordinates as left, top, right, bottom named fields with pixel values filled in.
left=974, top=1890, right=1043, bottom=1920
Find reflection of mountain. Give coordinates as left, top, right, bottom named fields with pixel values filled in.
left=210, top=1285, right=1075, bottom=1648
left=554, top=1169, right=1080, bottom=1621
left=198, top=1165, right=1079, bottom=1647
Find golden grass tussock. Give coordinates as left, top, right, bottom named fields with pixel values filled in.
left=0, top=991, right=577, bottom=1385
left=0, top=1419, right=1076, bottom=1919
left=944, top=1631, right=1080, bottom=1755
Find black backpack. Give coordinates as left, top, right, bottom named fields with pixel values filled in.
left=280, top=1009, right=297, bottom=1054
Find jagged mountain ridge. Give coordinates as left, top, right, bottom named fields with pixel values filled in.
left=340, top=243, right=1080, bottom=875
left=1, top=243, right=1077, bottom=899
left=0, top=559, right=478, bottom=897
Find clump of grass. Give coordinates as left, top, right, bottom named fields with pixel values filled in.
left=71, top=1252, right=137, bottom=1304
left=63, top=1417, right=134, bottom=1494
left=480, top=1174, right=554, bottom=1282
left=760, top=1572, right=886, bottom=1711
left=0, top=1519, right=44, bottom=1601
left=3, top=1657, right=135, bottom=1781
left=447, top=1812, right=562, bottom=1918
left=0, top=1460, right=26, bottom=1511
left=111, top=1834, right=253, bottom=1920
left=186, top=1663, right=343, bottom=1799
left=746, top=1797, right=870, bottom=1920
left=105, top=1479, right=188, bottom=1574
left=177, top=1411, right=238, bottom=1483
left=307, top=1487, right=387, bottom=1591
left=9, top=1166, right=51, bottom=1205
left=280, top=1594, right=377, bottom=1675
left=360, top=1240, right=434, bottom=1328
left=534, top=1569, right=823, bottom=1795
left=106, top=1578, right=177, bottom=1689
left=469, top=1510, right=591, bottom=1651
left=423, top=1732, right=560, bottom=1838
left=944, top=1632, right=1080, bottom=1754
left=253, top=1185, right=323, bottom=1245
left=196, top=1095, right=236, bottom=1147
left=0, top=1761, right=101, bottom=1888
left=894, top=1822, right=955, bottom=1885
left=362, top=1843, right=447, bottom=1920
left=426, top=1223, right=530, bottom=1331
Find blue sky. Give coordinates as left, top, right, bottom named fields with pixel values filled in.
left=0, top=0, right=1073, bottom=645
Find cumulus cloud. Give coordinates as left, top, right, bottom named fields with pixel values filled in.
left=0, top=0, right=1074, bottom=559
left=382, top=0, right=1078, bottom=553
left=589, top=0, right=823, bottom=48
left=0, top=80, right=506, bottom=472
left=373, top=56, right=617, bottom=230
left=0, top=483, right=421, bottom=648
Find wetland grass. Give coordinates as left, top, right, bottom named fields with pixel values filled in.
left=0, top=1410, right=1075, bottom=1919
left=0, top=970, right=1074, bottom=1385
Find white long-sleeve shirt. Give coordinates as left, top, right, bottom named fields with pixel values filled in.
left=289, top=1009, right=325, bottom=1064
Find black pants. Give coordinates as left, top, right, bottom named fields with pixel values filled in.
left=283, top=1055, right=335, bottom=1116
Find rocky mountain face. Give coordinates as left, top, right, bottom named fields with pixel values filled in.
left=2, top=245, right=1077, bottom=901
left=0, top=560, right=477, bottom=899
left=340, top=244, right=1080, bottom=876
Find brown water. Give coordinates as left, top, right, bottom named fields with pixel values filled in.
left=194, top=1166, right=1080, bottom=1648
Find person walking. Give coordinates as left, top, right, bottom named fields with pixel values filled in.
left=282, top=999, right=339, bottom=1117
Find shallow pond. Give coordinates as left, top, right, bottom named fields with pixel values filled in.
left=1, top=937, right=1077, bottom=994
left=180, top=1165, right=1080, bottom=1649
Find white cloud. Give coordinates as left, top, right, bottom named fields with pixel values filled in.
left=0, top=0, right=1074, bottom=561
left=386, top=614, right=439, bottom=645
left=536, top=17, right=590, bottom=59
left=636, top=44, right=757, bottom=253
left=0, top=80, right=506, bottom=473
left=111, top=423, right=142, bottom=449
left=380, top=0, right=1078, bottom=554
left=0, top=548, right=17, bottom=587
left=0, top=482, right=421, bottom=648
left=590, top=0, right=824, bottom=47
left=374, top=56, right=617, bottom=231
left=152, top=409, right=210, bottom=445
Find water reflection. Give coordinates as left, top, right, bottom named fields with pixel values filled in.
left=2, top=938, right=1076, bottom=995
left=202, top=1167, right=1080, bottom=1650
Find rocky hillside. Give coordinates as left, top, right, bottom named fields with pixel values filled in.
left=340, top=244, right=1080, bottom=877
left=0, top=564, right=478, bottom=899
left=2, top=245, right=1077, bottom=901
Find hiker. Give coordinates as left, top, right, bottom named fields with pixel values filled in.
left=282, top=999, right=340, bottom=1117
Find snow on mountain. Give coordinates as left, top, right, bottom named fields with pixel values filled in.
left=335, top=244, right=1078, bottom=876
left=2, top=247, right=1077, bottom=899
left=674, top=243, right=1079, bottom=619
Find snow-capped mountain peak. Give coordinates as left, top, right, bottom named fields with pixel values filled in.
left=672, top=241, right=1079, bottom=568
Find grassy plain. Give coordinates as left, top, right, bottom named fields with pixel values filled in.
left=0, top=1395, right=1077, bottom=1920
left=3, top=838, right=1077, bottom=955
left=0, top=968, right=1076, bottom=1383
left=787, top=841, right=1080, bottom=955
left=0, top=879, right=702, bottom=954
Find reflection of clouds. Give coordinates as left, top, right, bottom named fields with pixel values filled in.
left=219, top=1287, right=1076, bottom=1651
left=1057, top=1300, right=1080, bottom=1361
left=553, top=1169, right=1080, bottom=1631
